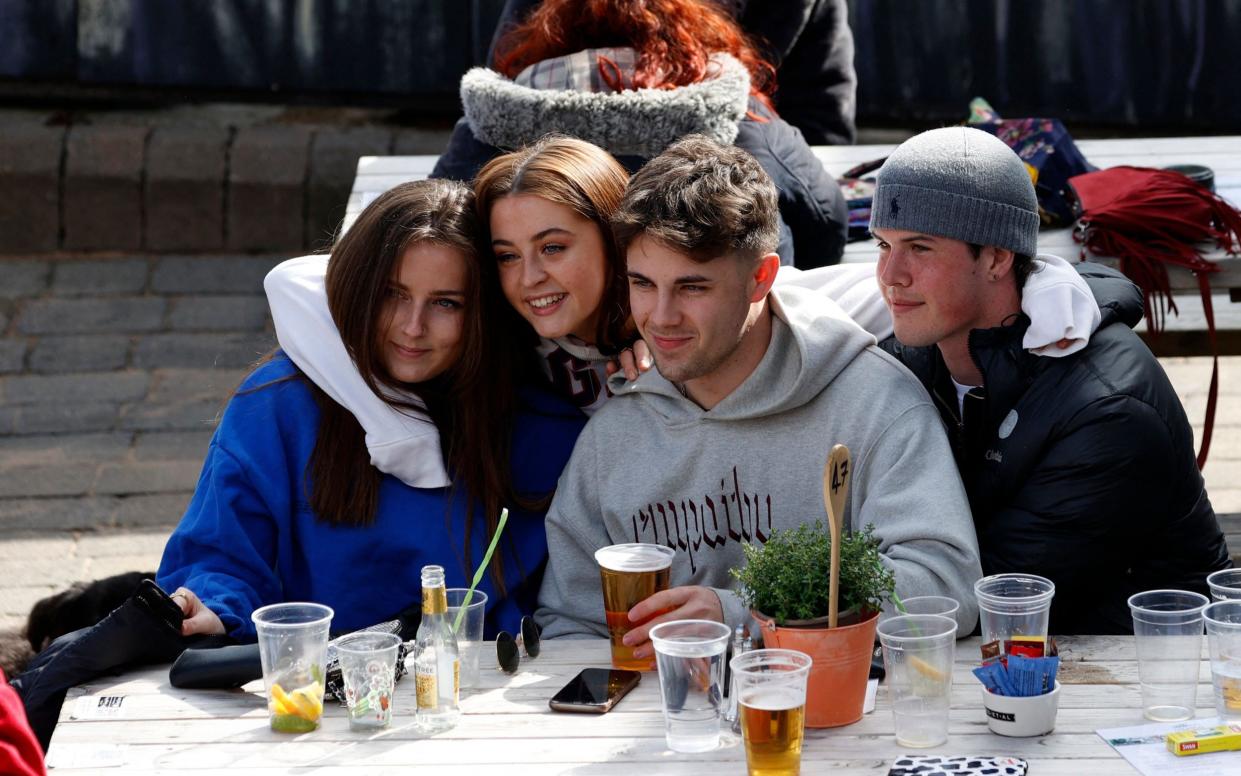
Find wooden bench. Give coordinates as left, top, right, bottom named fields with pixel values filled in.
left=344, top=137, right=1241, bottom=356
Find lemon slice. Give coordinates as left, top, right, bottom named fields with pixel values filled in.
left=909, top=655, right=949, bottom=682
left=269, top=683, right=296, bottom=716
left=287, top=682, right=324, bottom=720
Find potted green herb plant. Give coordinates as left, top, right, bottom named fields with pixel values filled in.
left=731, top=521, right=895, bottom=728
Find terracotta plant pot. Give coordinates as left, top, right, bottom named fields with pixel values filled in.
left=752, top=609, right=878, bottom=728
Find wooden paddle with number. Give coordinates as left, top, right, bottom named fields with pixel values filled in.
left=822, top=444, right=851, bottom=629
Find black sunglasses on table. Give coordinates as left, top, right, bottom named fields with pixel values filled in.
left=496, top=616, right=541, bottom=674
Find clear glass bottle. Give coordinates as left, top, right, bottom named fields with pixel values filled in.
left=412, top=565, right=460, bottom=732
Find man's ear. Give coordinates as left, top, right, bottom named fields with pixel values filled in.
left=749, top=253, right=781, bottom=302
left=982, top=246, right=1016, bottom=281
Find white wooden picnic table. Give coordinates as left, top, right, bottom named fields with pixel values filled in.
left=45, top=636, right=1228, bottom=774
left=342, top=136, right=1241, bottom=354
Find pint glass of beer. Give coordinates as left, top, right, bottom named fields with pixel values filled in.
left=594, top=543, right=675, bottom=670
left=731, top=649, right=812, bottom=776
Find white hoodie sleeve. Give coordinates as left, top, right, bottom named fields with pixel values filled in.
left=775, top=264, right=893, bottom=341
left=1020, top=254, right=1102, bottom=357
left=777, top=255, right=1100, bottom=358
left=263, top=255, right=450, bottom=488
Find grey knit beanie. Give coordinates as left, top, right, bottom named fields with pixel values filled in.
left=869, top=126, right=1039, bottom=257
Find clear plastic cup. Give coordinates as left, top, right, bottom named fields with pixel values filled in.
left=974, top=574, right=1054, bottom=656
left=877, top=614, right=957, bottom=748
left=252, top=602, right=334, bottom=733
left=335, top=631, right=401, bottom=730
left=731, top=649, right=812, bottom=776
left=649, top=619, right=732, bottom=753
left=595, top=543, right=675, bottom=670
left=1208, top=569, right=1241, bottom=601
left=889, top=595, right=960, bottom=620
left=1129, top=589, right=1208, bottom=722
left=445, top=589, right=487, bottom=689
left=1204, top=600, right=1241, bottom=722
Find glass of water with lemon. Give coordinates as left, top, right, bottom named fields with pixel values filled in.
left=877, top=614, right=957, bottom=747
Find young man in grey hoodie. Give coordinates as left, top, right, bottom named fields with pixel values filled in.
left=535, top=136, right=983, bottom=660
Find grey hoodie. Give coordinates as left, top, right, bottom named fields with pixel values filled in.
left=535, top=286, right=983, bottom=639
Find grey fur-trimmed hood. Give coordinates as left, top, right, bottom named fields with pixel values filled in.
left=459, top=52, right=751, bottom=157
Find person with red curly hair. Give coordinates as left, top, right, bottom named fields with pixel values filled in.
left=436, top=0, right=849, bottom=269
left=486, top=0, right=857, bottom=145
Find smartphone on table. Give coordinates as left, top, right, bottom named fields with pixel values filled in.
left=548, top=668, right=641, bottom=713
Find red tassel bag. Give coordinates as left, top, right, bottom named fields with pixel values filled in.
left=1069, top=166, right=1241, bottom=468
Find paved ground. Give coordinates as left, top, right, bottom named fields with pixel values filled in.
left=0, top=253, right=281, bottom=631
left=0, top=253, right=1238, bottom=636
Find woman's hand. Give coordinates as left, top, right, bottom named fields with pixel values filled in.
left=170, top=587, right=226, bottom=637
left=605, top=340, right=653, bottom=382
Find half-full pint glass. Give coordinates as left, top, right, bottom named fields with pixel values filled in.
left=595, top=543, right=675, bottom=670
left=731, top=649, right=812, bottom=776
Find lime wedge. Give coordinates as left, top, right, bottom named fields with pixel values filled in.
left=270, top=713, right=318, bottom=733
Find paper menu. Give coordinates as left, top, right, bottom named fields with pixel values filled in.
left=1098, top=717, right=1239, bottom=775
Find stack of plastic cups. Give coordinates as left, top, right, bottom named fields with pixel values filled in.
left=1128, top=590, right=1209, bottom=722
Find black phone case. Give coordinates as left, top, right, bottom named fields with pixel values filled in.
left=132, top=579, right=185, bottom=636
left=548, top=669, right=640, bottom=713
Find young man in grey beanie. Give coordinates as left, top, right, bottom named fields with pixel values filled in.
left=534, top=135, right=983, bottom=657
left=872, top=126, right=1230, bottom=635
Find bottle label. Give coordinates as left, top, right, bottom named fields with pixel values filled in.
left=422, top=586, right=448, bottom=616
left=416, top=665, right=436, bottom=709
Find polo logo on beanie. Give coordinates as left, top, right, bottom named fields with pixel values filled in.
left=890, top=197, right=900, bottom=216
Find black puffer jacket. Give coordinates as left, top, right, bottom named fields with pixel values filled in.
left=882, top=264, right=1230, bottom=635
left=432, top=50, right=848, bottom=269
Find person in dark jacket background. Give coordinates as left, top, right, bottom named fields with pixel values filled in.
left=437, top=0, right=849, bottom=269
left=486, top=0, right=858, bottom=145
left=871, top=127, right=1230, bottom=635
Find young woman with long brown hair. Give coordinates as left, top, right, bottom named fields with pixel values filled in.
left=156, top=179, right=584, bottom=640
left=267, top=136, right=633, bottom=465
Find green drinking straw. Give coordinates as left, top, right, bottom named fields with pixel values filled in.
left=452, top=508, right=509, bottom=632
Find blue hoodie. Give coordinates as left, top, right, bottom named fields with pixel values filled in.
left=157, top=354, right=585, bottom=641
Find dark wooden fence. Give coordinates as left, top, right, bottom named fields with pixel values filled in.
left=3, top=0, right=1240, bottom=129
